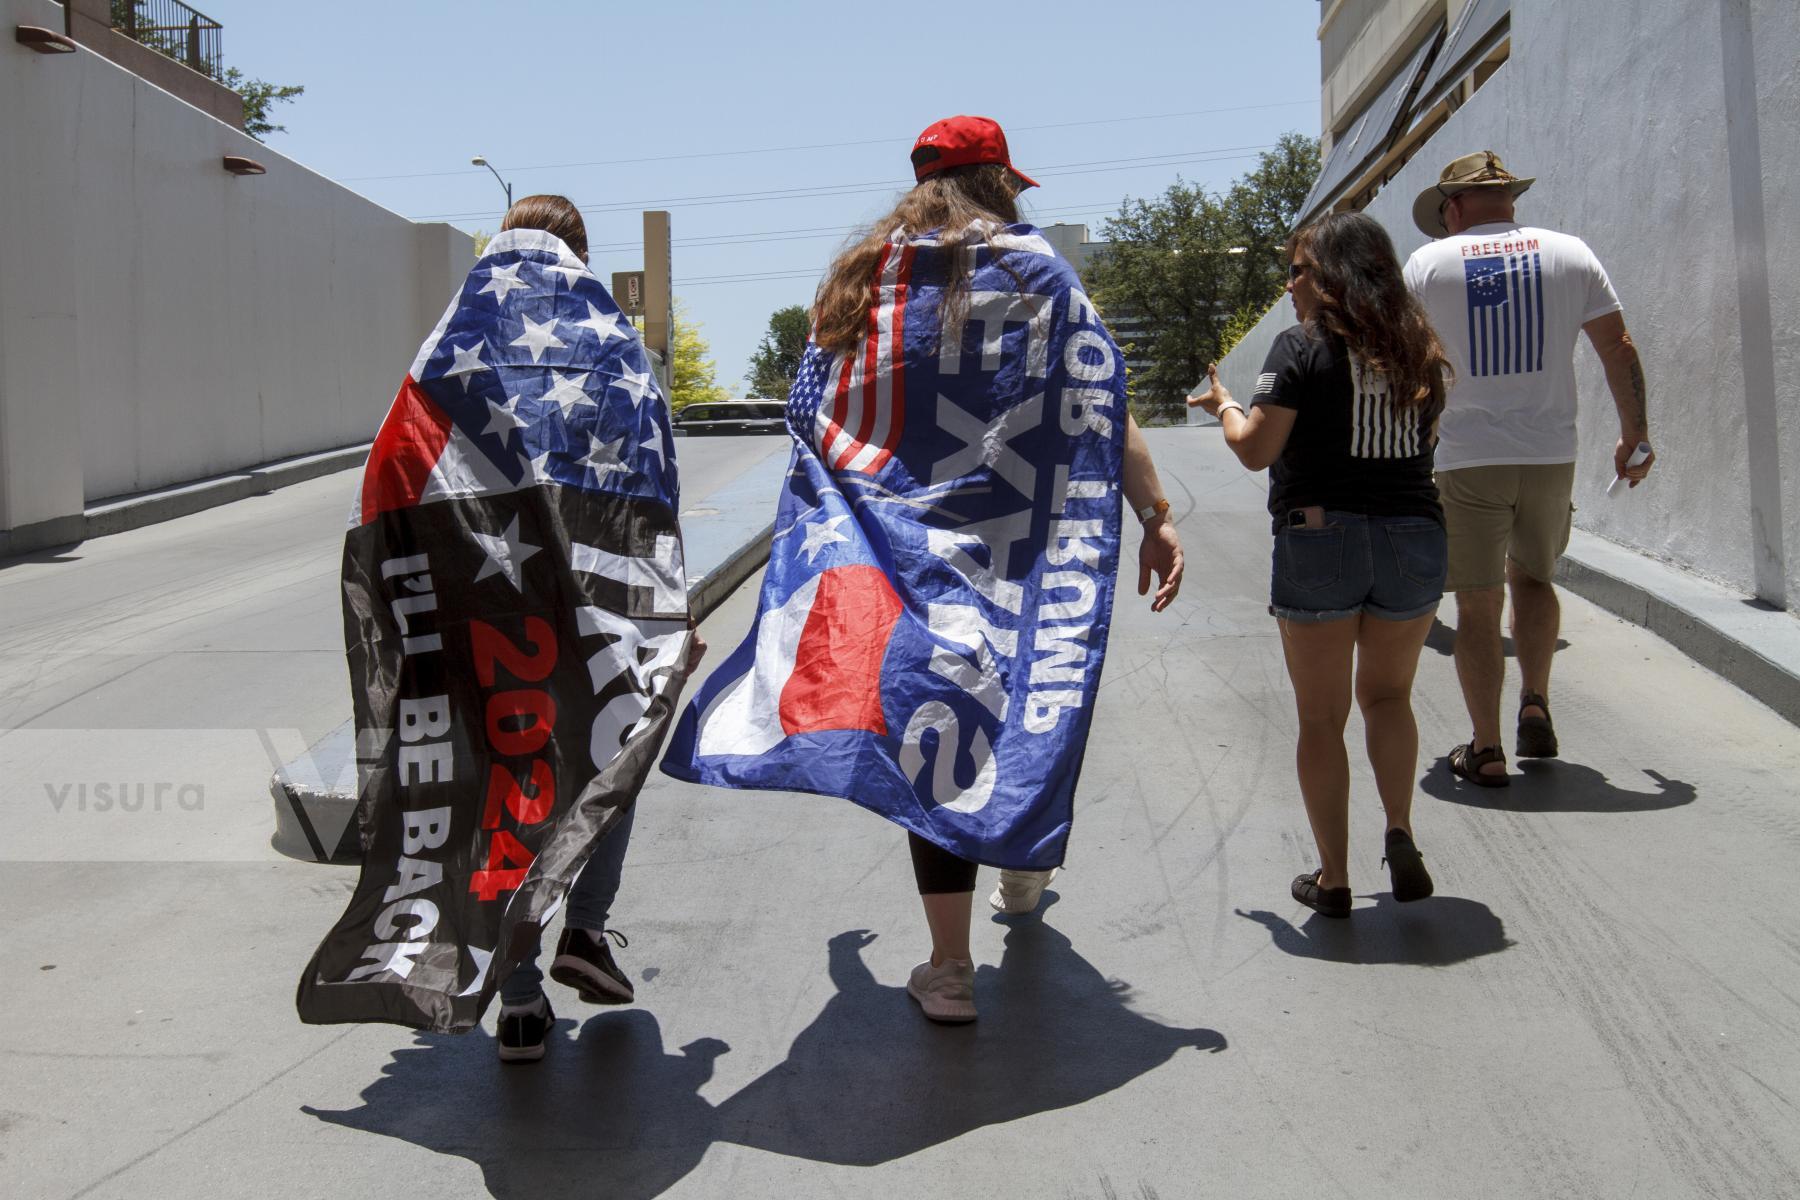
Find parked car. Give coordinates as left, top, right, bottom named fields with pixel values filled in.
left=671, top=399, right=788, bottom=436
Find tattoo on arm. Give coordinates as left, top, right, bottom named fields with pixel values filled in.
left=1627, top=353, right=1647, bottom=431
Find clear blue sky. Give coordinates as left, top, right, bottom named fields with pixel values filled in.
left=206, top=0, right=1321, bottom=393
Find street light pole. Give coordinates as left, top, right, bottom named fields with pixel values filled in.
left=469, top=155, right=513, bottom=211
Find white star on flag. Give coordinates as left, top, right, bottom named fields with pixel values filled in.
left=522, top=449, right=556, bottom=483
left=575, top=302, right=627, bottom=343
left=483, top=393, right=530, bottom=440
left=579, top=434, right=629, bottom=476
left=640, top=425, right=674, bottom=476
left=510, top=313, right=567, bottom=363
left=476, top=262, right=530, bottom=304
left=475, top=262, right=529, bottom=305
left=797, top=515, right=851, bottom=563
left=445, top=341, right=491, bottom=391
left=471, top=514, right=541, bottom=590
left=541, top=370, right=595, bottom=419
left=610, top=365, right=655, bottom=408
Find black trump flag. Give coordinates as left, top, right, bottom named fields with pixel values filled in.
left=297, top=229, right=691, bottom=1032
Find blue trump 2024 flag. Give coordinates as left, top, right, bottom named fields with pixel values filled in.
left=661, top=222, right=1125, bottom=870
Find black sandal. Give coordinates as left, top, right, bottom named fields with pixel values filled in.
left=1291, top=869, right=1352, bottom=919
left=1448, top=741, right=1509, bottom=787
left=1517, top=692, right=1559, bottom=759
left=1382, top=829, right=1434, bottom=902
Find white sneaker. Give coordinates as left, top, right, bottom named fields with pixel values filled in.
left=907, top=958, right=977, bottom=1024
left=989, top=867, right=1057, bottom=914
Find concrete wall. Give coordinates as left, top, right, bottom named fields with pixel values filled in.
left=1, top=0, right=471, bottom=543
left=1217, top=0, right=1799, bottom=607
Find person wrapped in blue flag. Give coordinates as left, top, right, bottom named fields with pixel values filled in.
left=661, top=116, right=1184, bottom=1023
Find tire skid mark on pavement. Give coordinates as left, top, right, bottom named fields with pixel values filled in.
left=62, top=1028, right=358, bottom=1200
left=1461, top=804, right=1800, bottom=1199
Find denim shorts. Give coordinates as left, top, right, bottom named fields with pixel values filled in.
left=1269, top=511, right=1447, bottom=623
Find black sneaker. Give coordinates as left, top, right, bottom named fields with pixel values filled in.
left=549, top=927, right=634, bottom=1005
left=1383, top=828, right=1435, bottom=902
left=496, top=995, right=554, bottom=1064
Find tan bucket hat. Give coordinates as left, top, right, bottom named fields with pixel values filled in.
left=1412, top=150, right=1535, bottom=237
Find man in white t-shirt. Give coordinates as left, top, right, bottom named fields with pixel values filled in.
left=1403, top=151, right=1653, bottom=787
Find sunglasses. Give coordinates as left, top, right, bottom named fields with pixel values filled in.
left=1288, top=263, right=1310, bottom=280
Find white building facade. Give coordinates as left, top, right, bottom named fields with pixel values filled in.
left=1217, top=0, right=1798, bottom=609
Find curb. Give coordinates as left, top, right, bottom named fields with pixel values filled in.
left=1557, top=529, right=1800, bottom=727
left=2, top=444, right=370, bottom=560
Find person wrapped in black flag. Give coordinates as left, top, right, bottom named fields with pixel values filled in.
left=297, top=205, right=693, bottom=1033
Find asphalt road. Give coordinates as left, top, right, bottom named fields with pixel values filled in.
left=2, top=430, right=1796, bottom=1199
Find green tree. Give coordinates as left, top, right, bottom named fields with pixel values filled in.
left=746, top=304, right=811, bottom=399
left=217, top=67, right=304, bottom=140
left=669, top=300, right=729, bottom=410
left=1088, top=133, right=1320, bottom=421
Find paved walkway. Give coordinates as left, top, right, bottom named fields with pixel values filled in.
left=3, top=431, right=1797, bottom=1199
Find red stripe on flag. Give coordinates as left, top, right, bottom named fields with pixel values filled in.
left=818, top=353, right=853, bottom=462
left=360, top=376, right=453, bottom=523
left=866, top=245, right=912, bottom=474
left=777, top=564, right=903, bottom=737
left=834, top=243, right=892, bottom=471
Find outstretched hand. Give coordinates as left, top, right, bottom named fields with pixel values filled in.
left=1187, top=363, right=1229, bottom=415
left=1138, top=519, right=1184, bottom=613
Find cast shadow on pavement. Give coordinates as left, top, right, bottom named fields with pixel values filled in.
left=1235, top=893, right=1511, bottom=966
left=1420, top=757, right=1697, bottom=814
left=1423, top=617, right=1568, bottom=659
left=304, top=897, right=1226, bottom=1198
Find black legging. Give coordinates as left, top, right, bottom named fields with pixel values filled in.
left=909, top=832, right=977, bottom=894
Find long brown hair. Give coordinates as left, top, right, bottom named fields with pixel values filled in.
left=501, top=193, right=588, bottom=261
left=812, top=164, right=1021, bottom=355
left=1287, top=212, right=1449, bottom=407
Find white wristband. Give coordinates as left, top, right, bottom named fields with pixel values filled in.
left=1217, top=401, right=1246, bottom=418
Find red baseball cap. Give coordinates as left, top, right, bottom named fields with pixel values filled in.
left=910, top=115, right=1039, bottom=190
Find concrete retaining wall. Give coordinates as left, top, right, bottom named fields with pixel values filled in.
left=1216, top=0, right=1799, bottom=608
left=0, top=0, right=471, bottom=551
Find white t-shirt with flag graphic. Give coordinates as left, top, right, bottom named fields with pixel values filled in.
left=1404, top=222, right=1621, bottom=472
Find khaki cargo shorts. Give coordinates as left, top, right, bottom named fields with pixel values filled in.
left=1436, top=462, right=1576, bottom=591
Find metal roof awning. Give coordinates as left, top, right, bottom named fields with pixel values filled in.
left=1408, top=0, right=1512, bottom=122
left=1296, top=22, right=1444, bottom=226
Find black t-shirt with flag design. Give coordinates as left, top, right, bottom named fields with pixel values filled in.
left=1252, top=324, right=1442, bottom=529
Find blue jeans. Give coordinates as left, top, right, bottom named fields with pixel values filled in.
left=1269, top=512, right=1446, bottom=623
left=500, top=805, right=634, bottom=1004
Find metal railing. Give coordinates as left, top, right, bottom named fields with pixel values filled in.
left=110, top=0, right=223, bottom=79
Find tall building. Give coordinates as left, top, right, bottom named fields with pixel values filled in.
left=1303, top=0, right=1511, bottom=224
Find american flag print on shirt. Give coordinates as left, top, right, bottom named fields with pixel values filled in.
left=813, top=239, right=916, bottom=474
left=1464, top=251, right=1545, bottom=376
left=1348, top=356, right=1426, bottom=459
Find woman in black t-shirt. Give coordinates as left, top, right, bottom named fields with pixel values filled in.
left=1189, top=212, right=1449, bottom=920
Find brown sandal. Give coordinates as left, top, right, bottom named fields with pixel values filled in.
left=1449, top=742, right=1509, bottom=788
left=1517, top=692, right=1559, bottom=759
